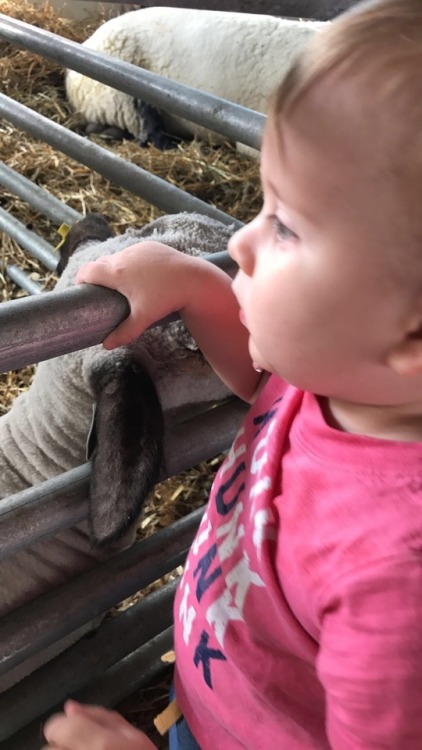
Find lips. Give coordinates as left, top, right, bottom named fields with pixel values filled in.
left=238, top=308, right=247, bottom=326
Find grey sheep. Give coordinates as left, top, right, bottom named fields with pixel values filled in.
left=0, top=211, right=235, bottom=689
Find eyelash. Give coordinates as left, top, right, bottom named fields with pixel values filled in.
left=269, top=215, right=298, bottom=242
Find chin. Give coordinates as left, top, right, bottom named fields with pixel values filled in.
left=249, top=347, right=265, bottom=373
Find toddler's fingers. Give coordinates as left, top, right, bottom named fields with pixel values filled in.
left=75, top=258, right=117, bottom=288
left=102, top=313, right=149, bottom=350
left=44, top=712, right=111, bottom=749
left=65, top=700, right=132, bottom=729
left=64, top=701, right=149, bottom=742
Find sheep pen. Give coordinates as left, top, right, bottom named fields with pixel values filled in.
left=0, top=0, right=262, bottom=742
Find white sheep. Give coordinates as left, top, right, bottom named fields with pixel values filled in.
left=65, top=7, right=327, bottom=149
left=0, top=211, right=234, bottom=690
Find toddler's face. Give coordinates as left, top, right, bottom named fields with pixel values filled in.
left=229, top=109, right=411, bottom=404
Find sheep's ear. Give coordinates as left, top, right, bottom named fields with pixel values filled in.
left=88, top=354, right=164, bottom=547
left=57, top=214, right=114, bottom=275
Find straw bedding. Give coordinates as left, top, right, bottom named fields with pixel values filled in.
left=0, top=1, right=261, bottom=740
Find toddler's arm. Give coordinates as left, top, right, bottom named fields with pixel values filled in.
left=77, top=240, right=262, bottom=403
left=43, top=700, right=157, bottom=750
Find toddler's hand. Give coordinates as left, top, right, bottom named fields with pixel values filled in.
left=42, top=699, right=158, bottom=750
left=76, top=240, right=207, bottom=350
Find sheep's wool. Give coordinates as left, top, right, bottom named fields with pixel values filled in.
left=66, top=8, right=326, bottom=148
left=0, top=212, right=234, bottom=497
left=0, top=211, right=234, bottom=690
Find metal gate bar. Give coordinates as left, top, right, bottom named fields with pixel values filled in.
left=0, top=398, right=247, bottom=558
left=4, top=265, right=42, bottom=294
left=0, top=247, right=237, bottom=372
left=0, top=14, right=265, bottom=150
left=0, top=95, right=240, bottom=227
left=0, top=627, right=174, bottom=750
left=0, top=579, right=178, bottom=741
left=0, top=506, right=202, bottom=677
left=0, top=162, right=82, bottom=225
left=0, top=207, right=58, bottom=270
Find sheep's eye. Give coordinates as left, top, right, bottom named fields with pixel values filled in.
left=269, top=215, right=298, bottom=242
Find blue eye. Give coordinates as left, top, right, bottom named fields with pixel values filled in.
left=269, top=215, right=298, bottom=242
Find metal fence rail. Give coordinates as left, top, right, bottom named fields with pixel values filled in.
left=0, top=245, right=237, bottom=371
left=0, top=14, right=265, bottom=150
left=0, top=398, right=247, bottom=559
left=0, top=506, right=204, bottom=747
left=0, top=162, right=82, bottom=226
left=0, top=624, right=174, bottom=750
left=0, top=207, right=58, bottom=271
left=0, top=625, right=174, bottom=750
left=0, top=94, right=241, bottom=228
left=0, top=507, right=203, bottom=679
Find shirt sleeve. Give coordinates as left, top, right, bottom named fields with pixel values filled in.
left=316, top=556, right=422, bottom=749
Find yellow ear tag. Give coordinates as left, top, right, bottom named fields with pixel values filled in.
left=55, top=223, right=71, bottom=252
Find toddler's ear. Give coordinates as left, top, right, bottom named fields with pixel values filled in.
left=387, top=321, right=422, bottom=376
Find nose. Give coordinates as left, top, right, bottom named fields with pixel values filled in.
left=228, top=221, right=256, bottom=277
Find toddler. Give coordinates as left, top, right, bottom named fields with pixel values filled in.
left=43, top=1, right=422, bottom=748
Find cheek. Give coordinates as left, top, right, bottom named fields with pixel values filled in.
left=248, top=269, right=346, bottom=358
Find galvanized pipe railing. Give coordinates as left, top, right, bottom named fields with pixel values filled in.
left=0, top=284, right=129, bottom=371
left=0, top=246, right=237, bottom=372
left=0, top=163, right=80, bottom=291
left=0, top=506, right=202, bottom=677
left=0, top=627, right=173, bottom=750
left=0, top=159, right=238, bottom=294
left=0, top=14, right=265, bottom=150
left=0, top=162, right=82, bottom=226
left=0, top=95, right=241, bottom=228
left=0, top=581, right=178, bottom=742
left=0, top=207, right=58, bottom=271
left=5, top=266, right=42, bottom=295
left=0, top=397, right=247, bottom=558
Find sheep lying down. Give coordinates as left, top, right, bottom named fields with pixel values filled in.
left=0, top=212, right=235, bottom=689
left=66, top=7, right=327, bottom=150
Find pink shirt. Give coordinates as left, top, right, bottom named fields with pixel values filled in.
left=173, top=376, right=422, bottom=749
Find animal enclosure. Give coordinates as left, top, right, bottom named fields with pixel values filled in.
left=0, top=1, right=350, bottom=746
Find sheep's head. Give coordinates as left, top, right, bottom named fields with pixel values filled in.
left=57, top=214, right=114, bottom=276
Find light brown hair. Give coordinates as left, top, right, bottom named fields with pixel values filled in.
left=270, top=0, right=422, bottom=120
left=269, top=0, right=422, bottom=276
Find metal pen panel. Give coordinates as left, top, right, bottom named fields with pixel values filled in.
left=0, top=14, right=265, bottom=150
left=0, top=628, right=173, bottom=750
left=0, top=162, right=82, bottom=225
left=0, top=95, right=241, bottom=228
left=0, top=207, right=58, bottom=270
left=0, top=506, right=203, bottom=676
left=0, top=398, right=247, bottom=558
left=0, top=583, right=177, bottom=742
left=5, top=266, right=43, bottom=295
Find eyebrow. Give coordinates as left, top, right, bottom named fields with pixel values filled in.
left=264, top=176, right=294, bottom=217
left=262, top=175, right=285, bottom=204
left=264, top=174, right=318, bottom=227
